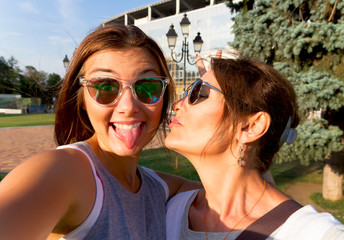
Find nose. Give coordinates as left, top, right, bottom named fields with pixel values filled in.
left=115, top=86, right=139, bottom=114
left=172, top=96, right=186, bottom=113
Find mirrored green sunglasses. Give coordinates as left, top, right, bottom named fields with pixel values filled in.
left=80, top=76, right=169, bottom=105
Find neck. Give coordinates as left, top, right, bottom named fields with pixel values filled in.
left=203, top=168, right=264, bottom=215
left=189, top=151, right=265, bottom=219
left=186, top=150, right=289, bottom=233
left=86, top=136, right=141, bottom=193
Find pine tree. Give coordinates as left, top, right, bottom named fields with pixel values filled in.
left=227, top=0, right=344, bottom=200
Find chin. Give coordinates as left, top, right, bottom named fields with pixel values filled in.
left=113, top=145, right=143, bottom=157
left=164, top=137, right=181, bottom=152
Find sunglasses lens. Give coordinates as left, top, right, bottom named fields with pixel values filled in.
left=88, top=78, right=120, bottom=104
left=189, top=80, right=202, bottom=104
left=135, top=78, right=164, bottom=104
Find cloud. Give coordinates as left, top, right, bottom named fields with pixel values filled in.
left=18, top=2, right=40, bottom=15
left=1, top=31, right=23, bottom=38
left=48, top=35, right=75, bottom=45
left=57, top=0, right=82, bottom=26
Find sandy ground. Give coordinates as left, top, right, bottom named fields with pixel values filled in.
left=0, top=125, right=162, bottom=173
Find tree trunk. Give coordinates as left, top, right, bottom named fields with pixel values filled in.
left=322, top=151, right=344, bottom=201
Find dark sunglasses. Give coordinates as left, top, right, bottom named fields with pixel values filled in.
left=79, top=76, right=169, bottom=105
left=183, top=78, right=222, bottom=104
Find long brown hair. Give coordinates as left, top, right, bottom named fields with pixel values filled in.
left=212, top=57, right=299, bottom=173
left=54, top=24, right=174, bottom=145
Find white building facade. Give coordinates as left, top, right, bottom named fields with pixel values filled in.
left=103, top=0, right=235, bottom=98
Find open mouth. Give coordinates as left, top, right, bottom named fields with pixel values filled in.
left=112, top=122, right=144, bottom=149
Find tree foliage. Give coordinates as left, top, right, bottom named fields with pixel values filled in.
left=0, top=56, right=22, bottom=94
left=0, top=56, right=61, bottom=106
left=227, top=0, right=344, bottom=165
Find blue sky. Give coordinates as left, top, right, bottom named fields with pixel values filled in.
left=0, top=0, right=158, bottom=77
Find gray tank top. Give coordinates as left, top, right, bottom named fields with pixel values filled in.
left=70, top=142, right=168, bottom=239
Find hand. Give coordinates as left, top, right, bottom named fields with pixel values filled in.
left=196, top=50, right=222, bottom=77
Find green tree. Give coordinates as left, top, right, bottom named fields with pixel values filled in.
left=19, top=66, right=46, bottom=99
left=0, top=55, right=62, bottom=110
left=0, top=56, right=22, bottom=94
left=46, top=73, right=62, bottom=107
left=227, top=0, right=344, bottom=200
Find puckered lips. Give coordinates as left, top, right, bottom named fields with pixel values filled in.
left=111, top=120, right=144, bottom=149
left=168, top=117, right=183, bottom=129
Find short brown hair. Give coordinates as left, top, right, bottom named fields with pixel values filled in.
left=54, top=24, right=174, bottom=145
left=212, top=57, right=299, bottom=173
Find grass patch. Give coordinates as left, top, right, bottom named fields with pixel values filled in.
left=0, top=113, right=55, bottom=128
left=138, top=148, right=326, bottom=188
left=139, top=148, right=200, bottom=181
left=270, top=161, right=323, bottom=191
left=310, top=192, right=344, bottom=224
left=0, top=173, right=7, bottom=181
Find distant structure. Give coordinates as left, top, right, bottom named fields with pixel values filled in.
left=0, top=94, right=44, bottom=114
left=103, top=0, right=235, bottom=98
left=0, top=94, right=22, bottom=114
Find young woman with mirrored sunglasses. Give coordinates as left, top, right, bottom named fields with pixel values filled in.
left=0, top=24, right=201, bottom=240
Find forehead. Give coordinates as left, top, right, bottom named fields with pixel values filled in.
left=83, top=48, right=160, bottom=78
left=202, top=70, right=220, bottom=89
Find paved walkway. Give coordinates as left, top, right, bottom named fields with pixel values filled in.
left=0, top=126, right=56, bottom=172
left=0, top=125, right=162, bottom=172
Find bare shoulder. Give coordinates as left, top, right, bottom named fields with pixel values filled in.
left=1, top=147, right=92, bottom=187
left=260, top=182, right=292, bottom=213
left=0, top=147, right=96, bottom=239
left=155, top=171, right=202, bottom=200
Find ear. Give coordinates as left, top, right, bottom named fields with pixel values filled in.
left=237, top=112, right=271, bottom=144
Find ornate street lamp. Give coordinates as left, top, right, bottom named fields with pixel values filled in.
left=166, top=13, right=203, bottom=92
left=63, top=55, right=70, bottom=71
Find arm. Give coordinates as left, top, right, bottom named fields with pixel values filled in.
left=155, top=171, right=202, bottom=200
left=0, top=149, right=95, bottom=239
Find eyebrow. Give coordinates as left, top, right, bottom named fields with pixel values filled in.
left=89, top=68, right=114, bottom=74
left=88, top=67, right=159, bottom=76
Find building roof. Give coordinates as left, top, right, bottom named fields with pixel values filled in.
left=102, top=0, right=222, bottom=26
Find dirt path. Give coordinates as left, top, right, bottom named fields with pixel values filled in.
left=284, top=182, right=325, bottom=211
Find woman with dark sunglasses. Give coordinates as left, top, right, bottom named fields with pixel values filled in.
left=165, top=54, right=344, bottom=239
left=0, top=24, right=200, bottom=239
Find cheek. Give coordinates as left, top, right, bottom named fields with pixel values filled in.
left=186, top=107, right=224, bottom=150
left=207, top=125, right=232, bottom=153
left=146, top=103, right=164, bottom=128
left=84, top=94, right=110, bottom=131
left=166, top=110, right=219, bottom=153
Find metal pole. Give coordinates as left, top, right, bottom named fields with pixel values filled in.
left=183, top=39, right=187, bottom=92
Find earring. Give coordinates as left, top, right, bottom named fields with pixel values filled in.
left=238, top=145, right=243, bottom=167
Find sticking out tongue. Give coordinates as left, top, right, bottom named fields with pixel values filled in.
left=114, top=124, right=143, bottom=149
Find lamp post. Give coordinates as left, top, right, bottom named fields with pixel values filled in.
left=166, top=13, right=203, bottom=92
left=63, top=55, right=70, bottom=71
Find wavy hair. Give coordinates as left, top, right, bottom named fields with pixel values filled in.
left=54, top=24, right=174, bottom=145
left=212, top=57, right=299, bottom=173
